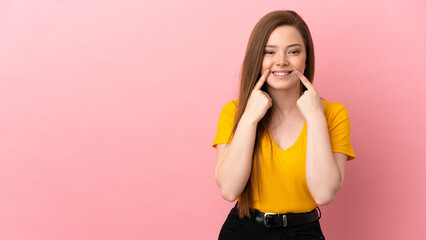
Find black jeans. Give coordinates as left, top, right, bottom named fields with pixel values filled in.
left=218, top=204, right=325, bottom=240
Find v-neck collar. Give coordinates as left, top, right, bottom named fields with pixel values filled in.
left=267, top=121, right=306, bottom=152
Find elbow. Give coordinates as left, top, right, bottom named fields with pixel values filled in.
left=314, top=180, right=344, bottom=206
left=221, top=190, right=238, bottom=202
left=315, top=196, right=334, bottom=206
left=215, top=171, right=239, bottom=202
left=314, top=192, right=336, bottom=206
left=218, top=183, right=239, bottom=202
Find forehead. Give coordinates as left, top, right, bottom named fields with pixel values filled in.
left=266, top=25, right=305, bottom=48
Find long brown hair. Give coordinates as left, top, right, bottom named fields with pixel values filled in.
left=228, top=10, right=315, bottom=218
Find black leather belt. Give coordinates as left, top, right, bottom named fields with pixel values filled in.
left=253, top=207, right=321, bottom=227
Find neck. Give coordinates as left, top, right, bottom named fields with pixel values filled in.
left=266, top=85, right=302, bottom=123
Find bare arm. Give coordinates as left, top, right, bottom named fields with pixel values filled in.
left=295, top=70, right=348, bottom=205
left=305, top=115, right=347, bottom=205
left=214, top=69, right=272, bottom=201
left=214, top=115, right=258, bottom=201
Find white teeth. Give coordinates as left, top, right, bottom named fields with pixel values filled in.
left=274, top=72, right=291, bottom=76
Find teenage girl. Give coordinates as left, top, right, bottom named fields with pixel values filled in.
left=212, top=10, right=356, bottom=240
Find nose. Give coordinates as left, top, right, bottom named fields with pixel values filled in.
left=276, top=52, right=289, bottom=66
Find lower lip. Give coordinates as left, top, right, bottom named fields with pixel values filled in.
left=272, top=72, right=292, bottom=79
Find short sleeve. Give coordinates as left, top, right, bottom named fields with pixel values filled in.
left=326, top=102, right=356, bottom=161
left=212, top=100, right=238, bottom=149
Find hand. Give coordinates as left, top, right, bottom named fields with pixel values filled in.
left=295, top=71, right=324, bottom=121
left=244, top=69, right=273, bottom=123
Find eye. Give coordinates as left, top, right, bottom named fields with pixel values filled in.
left=289, top=50, right=300, bottom=54
left=264, top=50, right=275, bottom=55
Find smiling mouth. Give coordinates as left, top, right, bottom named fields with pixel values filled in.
left=273, top=71, right=292, bottom=76
left=272, top=71, right=293, bottom=77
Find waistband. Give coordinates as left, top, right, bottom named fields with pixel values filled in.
left=232, top=202, right=321, bottom=228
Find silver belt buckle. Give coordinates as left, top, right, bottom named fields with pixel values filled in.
left=263, top=212, right=278, bottom=227
left=263, top=212, right=288, bottom=227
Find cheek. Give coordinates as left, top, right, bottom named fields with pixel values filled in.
left=290, top=57, right=306, bottom=70
left=300, top=55, right=307, bottom=68
left=262, top=59, right=273, bottom=70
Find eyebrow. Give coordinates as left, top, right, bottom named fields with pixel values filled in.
left=265, top=44, right=303, bottom=48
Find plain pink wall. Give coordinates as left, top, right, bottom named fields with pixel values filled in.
left=1, top=0, right=425, bottom=239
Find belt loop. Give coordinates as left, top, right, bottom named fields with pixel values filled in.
left=316, top=206, right=322, bottom=220
left=235, top=201, right=239, bottom=209
left=282, top=214, right=288, bottom=227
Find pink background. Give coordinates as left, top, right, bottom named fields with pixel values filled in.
left=1, top=0, right=425, bottom=239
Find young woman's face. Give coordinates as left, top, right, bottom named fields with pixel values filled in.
left=261, top=25, right=307, bottom=91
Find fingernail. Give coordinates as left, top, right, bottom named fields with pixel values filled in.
left=265, top=69, right=269, bottom=72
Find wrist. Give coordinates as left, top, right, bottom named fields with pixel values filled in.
left=306, top=112, right=326, bottom=123
left=240, top=114, right=259, bottom=127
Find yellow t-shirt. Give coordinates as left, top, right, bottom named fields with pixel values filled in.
left=212, top=99, right=356, bottom=213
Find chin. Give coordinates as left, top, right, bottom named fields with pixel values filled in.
left=267, top=80, right=298, bottom=90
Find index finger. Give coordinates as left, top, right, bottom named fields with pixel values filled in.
left=254, top=69, right=270, bottom=91
left=295, top=71, right=315, bottom=92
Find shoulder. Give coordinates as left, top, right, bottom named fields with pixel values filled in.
left=225, top=99, right=238, bottom=108
left=216, top=99, right=239, bottom=123
left=321, top=99, right=350, bottom=121
left=220, top=99, right=239, bottom=113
